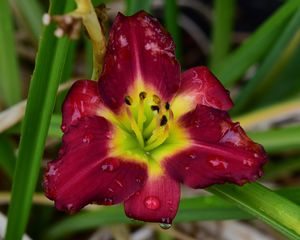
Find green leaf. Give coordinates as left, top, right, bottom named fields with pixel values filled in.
left=209, top=0, right=236, bottom=68
left=4, top=1, right=75, bottom=239
left=209, top=183, right=300, bottom=240
left=248, top=125, right=300, bottom=154
left=264, top=157, right=300, bottom=180
left=213, top=0, right=300, bottom=87
left=0, top=0, right=22, bottom=106
left=13, top=0, right=44, bottom=40
left=164, top=0, right=182, bottom=61
left=125, top=0, right=153, bottom=15
left=232, top=5, right=300, bottom=114
left=0, top=134, right=16, bottom=178
left=46, top=186, right=300, bottom=239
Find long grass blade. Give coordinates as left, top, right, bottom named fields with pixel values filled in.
left=164, top=0, right=182, bottom=61
left=209, top=183, right=300, bottom=240
left=125, top=0, right=153, bottom=15
left=12, top=0, right=44, bottom=40
left=248, top=125, right=300, bottom=154
left=209, top=0, right=235, bottom=68
left=0, top=135, right=16, bottom=179
left=213, top=0, right=300, bottom=87
left=232, top=5, right=300, bottom=114
left=45, top=186, right=300, bottom=239
left=0, top=0, right=22, bottom=106
left=4, top=0, right=74, bottom=239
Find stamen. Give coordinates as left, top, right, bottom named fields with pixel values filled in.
left=151, top=105, right=160, bottom=112
left=139, top=91, right=147, bottom=100
left=124, top=96, right=132, bottom=105
left=126, top=107, right=144, bottom=147
left=165, top=102, right=170, bottom=110
left=153, top=95, right=161, bottom=105
left=160, top=115, right=168, bottom=126
left=144, top=125, right=169, bottom=151
left=143, top=111, right=159, bottom=138
left=138, top=92, right=146, bottom=130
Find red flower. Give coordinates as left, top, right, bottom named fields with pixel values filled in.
left=44, top=11, right=267, bottom=224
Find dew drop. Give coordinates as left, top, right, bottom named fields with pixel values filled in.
left=159, top=223, right=172, bottom=230
left=144, top=196, right=160, bottom=210
left=208, top=156, right=228, bottom=170
left=254, top=153, right=259, bottom=158
left=136, top=177, right=142, bottom=184
left=103, top=197, right=113, bottom=205
left=189, top=154, right=196, bottom=159
left=61, top=124, right=67, bottom=132
left=101, top=158, right=120, bottom=172
left=82, top=135, right=91, bottom=143
left=243, top=159, right=253, bottom=167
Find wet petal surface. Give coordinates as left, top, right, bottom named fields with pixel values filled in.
left=99, top=11, right=180, bottom=112
left=172, top=67, right=233, bottom=117
left=61, top=80, right=103, bottom=132
left=163, top=105, right=267, bottom=188
left=124, top=174, right=180, bottom=223
left=44, top=116, right=147, bottom=212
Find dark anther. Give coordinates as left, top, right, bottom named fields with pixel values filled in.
left=160, top=115, right=168, bottom=126
left=151, top=105, right=160, bottom=112
left=124, top=96, right=132, bottom=105
left=153, top=95, right=161, bottom=105
left=139, top=91, right=147, bottom=100
left=165, top=102, right=170, bottom=110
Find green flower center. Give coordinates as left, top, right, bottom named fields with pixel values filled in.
left=123, top=91, right=172, bottom=151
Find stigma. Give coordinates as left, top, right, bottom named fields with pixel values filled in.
left=124, top=92, right=172, bottom=151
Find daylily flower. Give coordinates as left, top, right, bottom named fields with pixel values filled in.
left=44, top=11, right=267, bottom=225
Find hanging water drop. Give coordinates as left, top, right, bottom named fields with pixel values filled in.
left=159, top=223, right=172, bottom=229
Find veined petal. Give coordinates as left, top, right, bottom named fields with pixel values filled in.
left=61, top=80, right=103, bottom=132
left=124, top=174, right=180, bottom=224
left=44, top=116, right=147, bottom=213
left=163, top=105, right=267, bottom=188
left=99, top=11, right=180, bottom=112
left=172, top=67, right=233, bottom=118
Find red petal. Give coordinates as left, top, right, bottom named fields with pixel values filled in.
left=163, top=105, right=267, bottom=188
left=172, top=67, right=233, bottom=117
left=99, top=11, right=180, bottom=111
left=124, top=175, right=180, bottom=224
left=44, top=116, right=147, bottom=213
left=61, top=80, right=103, bottom=132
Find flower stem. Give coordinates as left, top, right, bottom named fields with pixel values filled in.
left=72, top=0, right=106, bottom=80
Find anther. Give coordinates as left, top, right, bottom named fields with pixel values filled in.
left=124, top=96, right=132, bottom=105
left=151, top=105, right=160, bottom=112
left=165, top=102, right=170, bottom=110
left=160, top=115, right=168, bottom=126
left=153, top=95, right=161, bottom=105
left=139, top=91, right=147, bottom=100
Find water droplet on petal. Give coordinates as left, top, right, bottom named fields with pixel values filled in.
left=243, top=159, right=253, bottom=167
left=189, top=154, right=196, bottom=159
left=208, top=156, right=228, bottom=170
left=61, top=124, right=67, bottom=132
left=101, top=158, right=120, bottom=172
left=136, top=177, right=142, bottom=184
left=159, top=223, right=172, bottom=229
left=82, top=134, right=91, bottom=143
left=144, top=196, right=160, bottom=210
left=254, top=153, right=259, bottom=158
left=103, top=197, right=113, bottom=205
